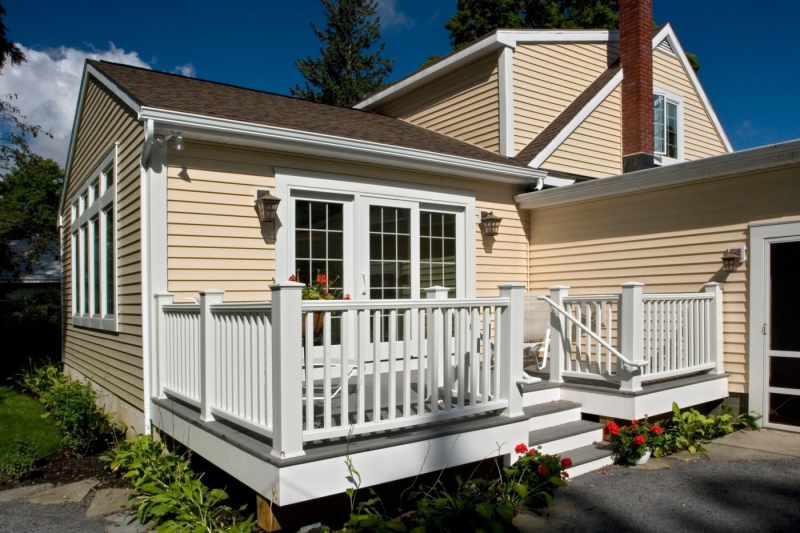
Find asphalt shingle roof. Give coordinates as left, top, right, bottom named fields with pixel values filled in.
left=89, top=60, right=530, bottom=170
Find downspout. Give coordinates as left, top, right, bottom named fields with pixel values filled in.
left=140, top=119, right=155, bottom=434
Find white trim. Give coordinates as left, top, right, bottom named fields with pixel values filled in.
left=70, top=144, right=118, bottom=332
left=748, top=220, right=800, bottom=431
left=516, top=140, right=800, bottom=210
left=274, top=168, right=476, bottom=299
left=140, top=108, right=545, bottom=185
left=498, top=47, right=515, bottom=157
left=528, top=69, right=623, bottom=169
left=354, top=30, right=617, bottom=111
left=654, top=25, right=733, bottom=153
left=653, top=85, right=685, bottom=164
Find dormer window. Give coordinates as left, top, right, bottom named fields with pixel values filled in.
left=653, top=88, right=684, bottom=163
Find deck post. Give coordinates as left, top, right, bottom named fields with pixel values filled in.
left=704, top=282, right=725, bottom=375
left=270, top=281, right=306, bottom=459
left=199, top=289, right=224, bottom=422
left=153, top=292, right=174, bottom=400
left=424, top=286, right=449, bottom=400
left=547, top=286, right=569, bottom=384
left=498, top=283, right=525, bottom=417
left=618, top=282, right=644, bottom=392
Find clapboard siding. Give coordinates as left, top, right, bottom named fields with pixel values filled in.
left=167, top=143, right=528, bottom=303
left=371, top=53, right=501, bottom=153
left=527, top=165, right=800, bottom=394
left=62, top=77, right=144, bottom=411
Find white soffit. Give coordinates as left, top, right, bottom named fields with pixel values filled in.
left=515, top=140, right=800, bottom=210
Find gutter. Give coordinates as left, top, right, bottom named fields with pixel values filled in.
left=515, top=139, right=800, bottom=210
left=139, top=107, right=547, bottom=185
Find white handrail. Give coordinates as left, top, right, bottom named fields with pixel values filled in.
left=538, top=295, right=648, bottom=368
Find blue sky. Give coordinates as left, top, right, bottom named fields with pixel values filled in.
left=2, top=0, right=798, bottom=165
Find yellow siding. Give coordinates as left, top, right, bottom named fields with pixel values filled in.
left=168, top=143, right=528, bottom=302
left=371, top=53, right=501, bottom=153
left=528, top=165, right=800, bottom=395
left=541, top=86, right=622, bottom=178
left=62, top=78, right=144, bottom=411
left=513, top=43, right=614, bottom=155
left=654, top=50, right=728, bottom=159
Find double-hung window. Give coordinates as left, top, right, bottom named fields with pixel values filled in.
left=653, top=88, right=683, bottom=163
left=71, top=148, right=117, bottom=331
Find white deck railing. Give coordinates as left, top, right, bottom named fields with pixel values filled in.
left=153, top=283, right=525, bottom=459
left=541, top=282, right=724, bottom=392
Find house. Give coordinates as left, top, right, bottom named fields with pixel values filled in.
left=59, top=1, right=797, bottom=529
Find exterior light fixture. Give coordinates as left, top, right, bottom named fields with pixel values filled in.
left=254, top=190, right=281, bottom=223
left=721, top=245, right=746, bottom=272
left=155, top=131, right=185, bottom=150
left=480, top=211, right=502, bottom=237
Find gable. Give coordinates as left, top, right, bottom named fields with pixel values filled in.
left=369, top=52, right=501, bottom=154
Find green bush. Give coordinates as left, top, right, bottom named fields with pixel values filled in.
left=16, top=362, right=69, bottom=398
left=103, top=435, right=254, bottom=533
left=40, top=378, right=112, bottom=455
left=0, top=439, right=39, bottom=483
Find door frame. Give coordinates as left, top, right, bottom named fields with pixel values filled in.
left=748, top=219, right=800, bottom=431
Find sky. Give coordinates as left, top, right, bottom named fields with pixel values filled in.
left=1, top=0, right=799, bottom=167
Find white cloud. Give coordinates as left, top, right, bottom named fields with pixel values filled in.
left=376, top=0, right=412, bottom=29
left=735, top=119, right=757, bottom=139
left=174, top=63, right=196, bottom=78
left=0, top=43, right=150, bottom=167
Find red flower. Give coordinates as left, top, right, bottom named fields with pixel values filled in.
left=537, top=465, right=548, bottom=475
left=514, top=443, right=528, bottom=454
left=562, top=471, right=569, bottom=478
left=561, top=457, right=573, bottom=468
left=344, top=294, right=351, bottom=300
left=289, top=274, right=297, bottom=282
left=528, top=449, right=537, bottom=456
left=604, top=421, right=620, bottom=436
left=652, top=425, right=663, bottom=435
left=316, top=274, right=328, bottom=285
left=631, top=419, right=639, bottom=426
left=324, top=291, right=330, bottom=296
left=634, top=435, right=646, bottom=446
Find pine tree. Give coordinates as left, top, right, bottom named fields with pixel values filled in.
left=291, top=0, right=394, bottom=107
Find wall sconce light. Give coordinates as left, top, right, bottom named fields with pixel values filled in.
left=254, top=189, right=281, bottom=223
left=155, top=131, right=185, bottom=151
left=721, top=245, right=746, bottom=272
left=480, top=211, right=502, bottom=237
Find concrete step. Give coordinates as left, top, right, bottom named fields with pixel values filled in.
left=521, top=381, right=561, bottom=407
left=528, top=420, right=604, bottom=455
left=560, top=443, right=615, bottom=478
left=523, top=401, right=582, bottom=431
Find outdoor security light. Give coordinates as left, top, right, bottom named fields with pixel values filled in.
left=480, top=211, right=502, bottom=237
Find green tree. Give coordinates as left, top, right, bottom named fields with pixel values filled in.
left=291, top=0, right=394, bottom=106
left=0, top=155, right=63, bottom=280
left=0, top=2, right=49, bottom=170
left=446, top=1, right=620, bottom=50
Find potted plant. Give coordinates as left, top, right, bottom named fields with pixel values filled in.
left=290, top=273, right=349, bottom=338
left=604, top=415, right=666, bottom=465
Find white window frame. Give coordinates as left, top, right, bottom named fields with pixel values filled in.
left=275, top=168, right=476, bottom=300
left=71, top=146, right=118, bottom=331
left=653, top=86, right=684, bottom=165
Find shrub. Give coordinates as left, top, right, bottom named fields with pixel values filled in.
left=604, top=415, right=667, bottom=463
left=40, top=378, right=112, bottom=455
left=103, top=435, right=254, bottom=533
left=16, top=362, right=69, bottom=398
left=0, top=439, right=39, bottom=483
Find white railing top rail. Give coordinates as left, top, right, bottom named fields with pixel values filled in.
left=563, top=295, right=619, bottom=303
left=209, top=302, right=272, bottom=313
left=642, top=293, right=714, bottom=301
left=538, top=295, right=648, bottom=368
left=300, top=297, right=509, bottom=312
left=162, top=303, right=200, bottom=313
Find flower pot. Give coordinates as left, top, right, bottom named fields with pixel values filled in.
left=302, top=311, right=325, bottom=339
left=635, top=448, right=652, bottom=465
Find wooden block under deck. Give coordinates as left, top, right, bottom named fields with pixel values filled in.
left=256, top=494, right=283, bottom=532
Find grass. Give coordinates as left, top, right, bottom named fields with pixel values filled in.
left=0, top=386, right=62, bottom=459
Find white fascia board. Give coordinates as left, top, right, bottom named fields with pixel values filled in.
left=528, top=69, right=623, bottom=169
left=60, top=63, right=143, bottom=217
left=498, top=47, right=515, bottom=157
left=141, top=107, right=546, bottom=184
left=543, top=175, right=577, bottom=188
left=516, top=139, right=800, bottom=209
left=654, top=24, right=733, bottom=153
left=354, top=29, right=617, bottom=111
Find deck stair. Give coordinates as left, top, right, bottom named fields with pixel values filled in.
left=522, top=400, right=614, bottom=477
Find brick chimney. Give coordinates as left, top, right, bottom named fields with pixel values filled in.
left=620, top=0, right=654, bottom=173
